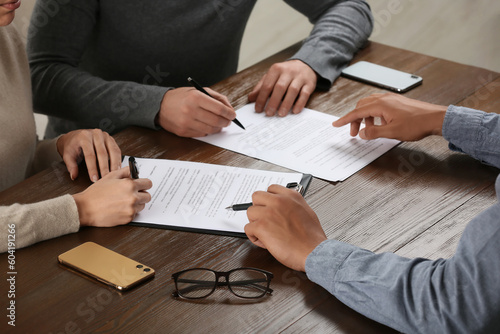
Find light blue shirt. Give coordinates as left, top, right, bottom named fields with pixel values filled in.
left=305, top=105, right=500, bottom=334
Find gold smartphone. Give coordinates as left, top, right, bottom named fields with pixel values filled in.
left=58, top=242, right=155, bottom=291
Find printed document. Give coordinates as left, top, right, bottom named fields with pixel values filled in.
left=122, top=157, right=303, bottom=235
left=196, top=103, right=399, bottom=181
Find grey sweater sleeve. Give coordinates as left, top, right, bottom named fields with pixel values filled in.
left=27, top=0, right=167, bottom=133
left=286, top=0, right=373, bottom=89
left=0, top=194, right=80, bottom=253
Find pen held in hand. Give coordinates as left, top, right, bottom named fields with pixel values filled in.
left=187, top=77, right=245, bottom=130
left=129, top=156, right=139, bottom=179
left=226, top=202, right=253, bottom=211
left=226, top=182, right=304, bottom=211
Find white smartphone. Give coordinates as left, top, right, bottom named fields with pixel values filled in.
left=341, top=61, right=423, bottom=93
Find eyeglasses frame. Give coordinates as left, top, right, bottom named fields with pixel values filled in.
left=171, top=267, right=274, bottom=299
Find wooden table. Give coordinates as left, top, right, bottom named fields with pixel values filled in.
left=1, top=42, right=499, bottom=333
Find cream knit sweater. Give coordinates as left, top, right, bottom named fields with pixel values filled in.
left=0, top=24, right=79, bottom=253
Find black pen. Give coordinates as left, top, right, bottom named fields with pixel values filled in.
left=187, top=77, right=245, bottom=130
left=226, top=183, right=304, bottom=211
left=128, top=156, right=139, bottom=179
left=225, top=202, right=253, bottom=211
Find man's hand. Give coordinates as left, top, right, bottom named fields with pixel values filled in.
left=248, top=60, right=317, bottom=117
left=157, top=87, right=236, bottom=137
left=245, top=185, right=327, bottom=272
left=56, top=129, right=121, bottom=182
left=333, top=93, right=447, bottom=141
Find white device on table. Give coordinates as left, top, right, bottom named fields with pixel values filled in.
left=341, top=61, right=423, bottom=93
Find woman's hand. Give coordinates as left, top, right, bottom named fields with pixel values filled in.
left=72, top=167, right=153, bottom=227
left=57, top=129, right=122, bottom=182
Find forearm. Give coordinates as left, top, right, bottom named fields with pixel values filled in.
left=306, top=195, right=500, bottom=334
left=443, top=105, right=500, bottom=169
left=306, top=243, right=494, bottom=333
left=30, top=63, right=167, bottom=132
left=286, top=0, right=373, bottom=89
left=306, top=241, right=449, bottom=333
left=27, top=0, right=168, bottom=133
left=0, top=195, right=80, bottom=253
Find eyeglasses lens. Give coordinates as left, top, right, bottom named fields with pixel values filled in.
left=229, top=269, right=269, bottom=298
left=176, top=269, right=217, bottom=299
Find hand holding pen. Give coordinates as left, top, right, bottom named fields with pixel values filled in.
left=226, top=182, right=304, bottom=211
left=72, top=159, right=152, bottom=227
left=155, top=78, right=241, bottom=138
left=188, top=77, right=245, bottom=130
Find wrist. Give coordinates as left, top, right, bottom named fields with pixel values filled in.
left=428, top=105, right=447, bottom=136
left=301, top=237, right=327, bottom=272
left=72, top=192, right=92, bottom=227
left=154, top=111, right=160, bottom=127
left=157, top=90, right=172, bottom=129
left=56, top=135, right=65, bottom=157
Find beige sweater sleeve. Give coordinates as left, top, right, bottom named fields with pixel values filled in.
left=0, top=194, right=80, bottom=253
left=31, top=136, right=64, bottom=176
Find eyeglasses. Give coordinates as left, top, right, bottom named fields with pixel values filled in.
left=171, top=267, right=273, bottom=299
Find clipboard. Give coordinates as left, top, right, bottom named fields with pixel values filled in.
left=130, top=173, right=312, bottom=238
left=123, top=156, right=312, bottom=238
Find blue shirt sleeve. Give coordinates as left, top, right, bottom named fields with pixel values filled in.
left=306, top=179, right=500, bottom=333
left=305, top=106, right=500, bottom=333
left=443, top=105, right=500, bottom=169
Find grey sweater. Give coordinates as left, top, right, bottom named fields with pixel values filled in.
left=27, top=0, right=373, bottom=138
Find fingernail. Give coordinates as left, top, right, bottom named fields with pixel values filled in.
left=70, top=174, right=74, bottom=181
left=92, top=175, right=98, bottom=182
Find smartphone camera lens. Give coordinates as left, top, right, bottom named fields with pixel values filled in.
left=136, top=265, right=143, bottom=269
left=144, top=268, right=151, bottom=272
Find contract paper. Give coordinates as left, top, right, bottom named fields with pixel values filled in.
left=122, top=157, right=303, bottom=235
left=196, top=103, right=400, bottom=182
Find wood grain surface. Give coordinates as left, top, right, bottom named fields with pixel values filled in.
left=1, top=42, right=498, bottom=333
